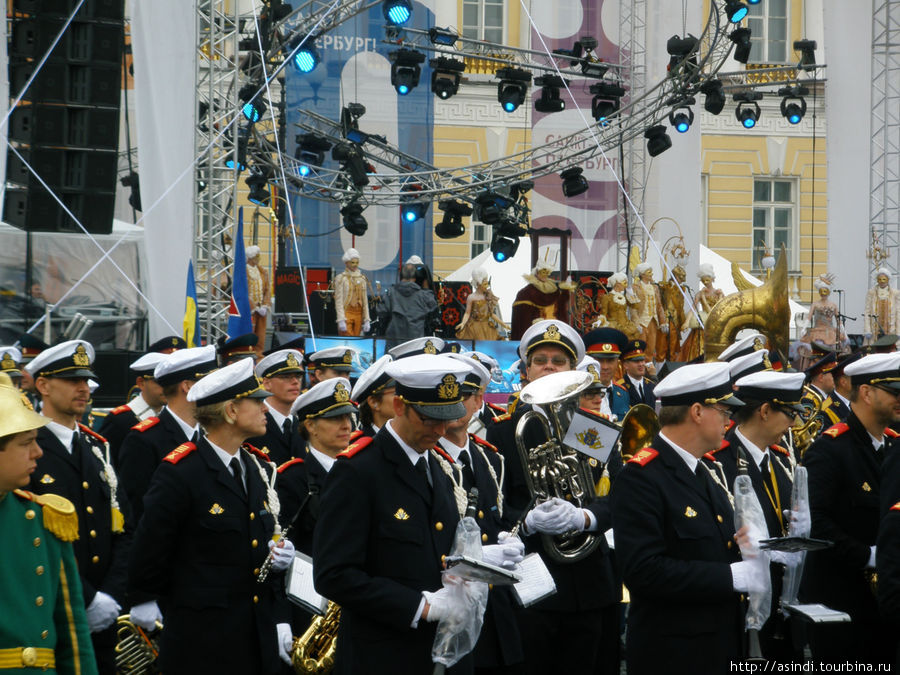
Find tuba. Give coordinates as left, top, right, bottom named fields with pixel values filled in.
left=515, top=370, right=604, bottom=564
left=617, top=403, right=660, bottom=461
left=114, top=614, right=162, bottom=674
left=292, top=601, right=340, bottom=674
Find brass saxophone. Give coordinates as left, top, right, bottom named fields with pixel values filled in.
left=114, top=614, right=162, bottom=674
left=292, top=602, right=341, bottom=674
left=790, top=385, right=825, bottom=458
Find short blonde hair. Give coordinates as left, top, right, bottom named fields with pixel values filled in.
left=195, top=401, right=229, bottom=429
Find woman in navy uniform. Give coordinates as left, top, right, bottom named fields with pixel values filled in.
left=349, top=354, right=396, bottom=440
left=246, top=349, right=307, bottom=466
left=128, top=358, right=297, bottom=675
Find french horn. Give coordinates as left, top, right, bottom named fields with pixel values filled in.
left=114, top=614, right=162, bottom=674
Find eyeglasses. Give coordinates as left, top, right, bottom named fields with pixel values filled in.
left=704, top=404, right=733, bottom=419
left=771, top=403, right=798, bottom=418
left=871, top=384, right=900, bottom=398
left=530, top=355, right=570, bottom=366
left=407, top=405, right=449, bottom=428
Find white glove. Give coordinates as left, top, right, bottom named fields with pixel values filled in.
left=482, top=532, right=525, bottom=569
left=268, top=537, right=296, bottom=572
left=277, top=623, right=293, bottom=665
left=731, top=558, right=769, bottom=594
left=783, top=508, right=811, bottom=537
left=86, top=591, right=121, bottom=632
left=256, top=305, right=268, bottom=317
left=362, top=320, right=371, bottom=333
left=422, top=585, right=467, bottom=625
left=129, top=600, right=162, bottom=631
left=525, top=498, right=585, bottom=535
left=768, top=549, right=803, bottom=567
left=337, top=320, right=348, bottom=332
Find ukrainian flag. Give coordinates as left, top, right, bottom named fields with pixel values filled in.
left=183, top=259, right=202, bottom=347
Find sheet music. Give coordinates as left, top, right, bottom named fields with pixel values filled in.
left=783, top=602, right=851, bottom=623
left=511, top=553, right=557, bottom=607
left=285, top=552, right=329, bottom=615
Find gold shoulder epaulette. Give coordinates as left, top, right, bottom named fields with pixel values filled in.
left=277, top=457, right=304, bottom=474
left=615, top=378, right=626, bottom=386
left=823, top=422, right=849, bottom=439
left=627, top=447, right=658, bottom=466
left=131, top=416, right=160, bottom=432
left=14, top=490, right=79, bottom=542
left=163, top=442, right=197, bottom=464
left=507, top=393, right=520, bottom=416
left=339, top=435, right=374, bottom=458
left=77, top=423, right=107, bottom=444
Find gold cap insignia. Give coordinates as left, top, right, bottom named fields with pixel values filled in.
left=588, top=458, right=598, bottom=467
left=471, top=354, right=481, bottom=363
left=333, top=381, right=351, bottom=403
left=172, top=337, right=179, bottom=346
left=39, top=474, right=55, bottom=484
left=209, top=503, right=224, bottom=515
left=587, top=364, right=600, bottom=382
left=0, top=352, right=15, bottom=370
left=286, top=353, right=300, bottom=369
left=342, top=350, right=352, bottom=364
left=763, top=354, right=772, bottom=370
left=862, top=482, right=872, bottom=492
left=438, top=374, right=459, bottom=401
left=684, top=506, right=697, bottom=518
left=752, top=337, right=764, bottom=351
left=424, top=340, right=438, bottom=355
left=73, top=344, right=90, bottom=367
left=543, top=324, right=561, bottom=341
left=394, top=508, right=409, bottom=520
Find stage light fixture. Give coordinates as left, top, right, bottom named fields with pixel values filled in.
left=734, top=92, right=762, bottom=129
left=382, top=0, right=412, bottom=26
left=428, top=27, right=458, bottom=46
left=294, top=133, right=332, bottom=177
left=779, top=85, right=808, bottom=125
left=644, top=125, right=672, bottom=157
left=341, top=203, right=368, bottom=236
left=700, top=79, right=726, bottom=115
left=490, top=218, right=527, bottom=263
left=120, top=172, right=141, bottom=211
left=729, top=27, right=752, bottom=64
left=389, top=49, right=425, bottom=95
left=430, top=57, right=465, bottom=100
left=474, top=191, right=513, bottom=225
left=496, top=67, right=532, bottom=113
left=794, top=39, right=817, bottom=70
left=560, top=167, right=589, bottom=197
left=292, top=43, right=319, bottom=73
left=668, top=97, right=695, bottom=133
left=552, top=40, right=584, bottom=65
left=226, top=125, right=249, bottom=171
left=269, top=2, right=293, bottom=20
left=435, top=200, right=473, bottom=239
left=747, top=0, right=760, bottom=4
left=725, top=0, right=749, bottom=23
left=534, top=75, right=567, bottom=114
left=245, top=167, right=270, bottom=206
left=239, top=84, right=266, bottom=123
left=401, top=201, right=429, bottom=223
left=332, top=143, right=370, bottom=187
left=667, top=34, right=699, bottom=72
left=589, top=81, right=625, bottom=124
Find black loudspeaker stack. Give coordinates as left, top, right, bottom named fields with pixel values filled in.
left=4, top=0, right=124, bottom=234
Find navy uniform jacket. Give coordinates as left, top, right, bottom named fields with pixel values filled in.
left=246, top=410, right=305, bottom=467
left=98, top=404, right=139, bottom=469
left=610, top=435, right=743, bottom=675
left=816, top=392, right=850, bottom=430
left=31, top=425, right=132, bottom=608
left=800, top=412, right=897, bottom=662
left=617, top=376, right=656, bottom=409
left=312, top=428, right=470, bottom=675
left=118, top=407, right=194, bottom=523
left=877, top=449, right=900, bottom=667
left=129, top=439, right=288, bottom=675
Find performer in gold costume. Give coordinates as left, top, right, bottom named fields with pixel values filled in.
left=456, top=268, right=507, bottom=340
left=334, top=248, right=371, bottom=337
left=510, top=259, right=575, bottom=340
left=657, top=264, right=688, bottom=361
left=863, top=267, right=900, bottom=342
left=681, top=263, right=724, bottom=361
left=631, top=263, right=669, bottom=362
left=800, top=274, right=846, bottom=352
left=599, top=272, right=640, bottom=340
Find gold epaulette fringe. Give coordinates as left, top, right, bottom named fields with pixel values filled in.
left=35, top=493, right=79, bottom=542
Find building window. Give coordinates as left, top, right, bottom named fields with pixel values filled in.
left=752, top=178, right=797, bottom=270
left=470, top=220, right=490, bottom=258
left=462, top=0, right=504, bottom=44
left=747, top=0, right=788, bottom=64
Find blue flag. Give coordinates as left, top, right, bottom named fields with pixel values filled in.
left=183, top=259, right=202, bottom=347
left=227, top=208, right=253, bottom=338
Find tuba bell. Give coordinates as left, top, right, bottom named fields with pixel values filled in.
left=617, top=403, right=660, bottom=461
left=114, top=614, right=162, bottom=674
left=789, top=384, right=825, bottom=458
left=515, top=370, right=604, bottom=564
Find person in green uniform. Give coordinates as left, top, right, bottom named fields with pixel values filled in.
left=0, top=375, right=97, bottom=675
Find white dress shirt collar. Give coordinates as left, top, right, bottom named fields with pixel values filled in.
left=660, top=431, right=698, bottom=472
left=166, top=406, right=200, bottom=441
left=44, top=419, right=77, bottom=453
left=734, top=427, right=768, bottom=471
left=308, top=445, right=336, bottom=473
left=264, top=400, right=289, bottom=429
left=385, top=418, right=428, bottom=467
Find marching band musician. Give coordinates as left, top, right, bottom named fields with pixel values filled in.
left=245, top=349, right=307, bottom=466
left=459, top=352, right=506, bottom=439
left=576, top=357, right=611, bottom=417
left=487, top=320, right=621, bottom=675
left=306, top=347, right=356, bottom=387
left=128, top=358, right=296, bottom=675
left=0, top=376, right=99, bottom=675
left=609, top=362, right=762, bottom=674
left=313, top=355, right=479, bottom=674
left=816, top=351, right=860, bottom=428
left=801, top=351, right=838, bottom=413
left=350, top=354, right=396, bottom=440
left=800, top=352, right=900, bottom=666
left=26, top=340, right=133, bottom=675
left=877, top=430, right=900, bottom=670
left=709, top=370, right=809, bottom=661
left=582, top=328, right=630, bottom=421
left=617, top=339, right=657, bottom=409
left=442, top=354, right=526, bottom=675
left=117, top=346, right=217, bottom=524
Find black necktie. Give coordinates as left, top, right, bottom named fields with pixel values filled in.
left=415, top=456, right=432, bottom=491
left=283, top=418, right=293, bottom=440
left=459, top=450, right=476, bottom=489
left=637, top=382, right=644, bottom=400
left=230, top=457, right=245, bottom=495
left=760, top=455, right=776, bottom=496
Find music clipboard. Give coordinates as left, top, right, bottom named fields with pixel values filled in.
left=444, top=555, right=522, bottom=586
left=510, top=553, right=557, bottom=607
left=285, top=552, right=329, bottom=615
left=759, top=536, right=832, bottom=553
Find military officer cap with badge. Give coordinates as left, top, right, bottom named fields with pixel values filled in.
left=385, top=354, right=469, bottom=420
left=154, top=345, right=218, bottom=388
left=388, top=336, right=446, bottom=359
left=843, top=352, right=900, bottom=390
left=351, top=354, right=395, bottom=403
left=576, top=356, right=606, bottom=392
left=446, top=352, right=491, bottom=393
left=519, top=319, right=586, bottom=363
left=717, top=332, right=767, bottom=362
left=0, top=346, right=23, bottom=378
left=307, top=346, right=357, bottom=373
left=25, top=339, right=97, bottom=380
left=654, top=361, right=745, bottom=408
left=130, top=352, right=167, bottom=380
left=216, top=333, right=258, bottom=366
left=463, top=350, right=499, bottom=375
left=733, top=370, right=807, bottom=413
left=441, top=341, right=462, bottom=354
left=254, top=349, right=304, bottom=379
left=580, top=326, right=626, bottom=361
left=147, top=335, right=187, bottom=354
left=804, top=351, right=838, bottom=381
left=290, top=378, right=357, bottom=420
left=728, top=349, right=773, bottom=384
left=622, top=339, right=648, bottom=362
left=187, top=357, right=272, bottom=408
left=17, top=333, right=49, bottom=365
left=833, top=351, right=864, bottom=379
